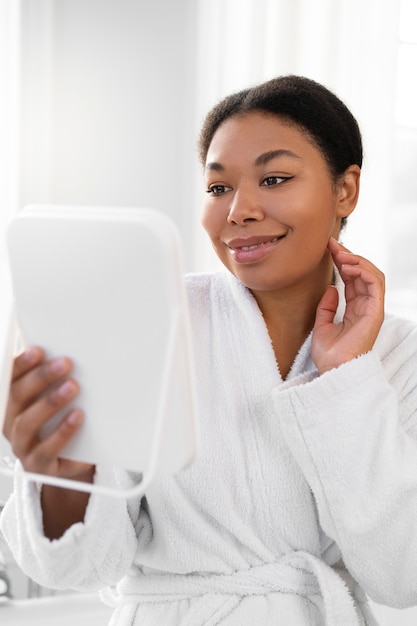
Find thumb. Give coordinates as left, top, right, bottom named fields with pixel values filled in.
left=314, top=285, right=339, bottom=330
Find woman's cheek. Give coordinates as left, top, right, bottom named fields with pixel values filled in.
left=200, top=203, right=211, bottom=233
left=201, top=202, right=224, bottom=238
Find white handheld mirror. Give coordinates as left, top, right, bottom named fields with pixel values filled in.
left=0, top=205, right=198, bottom=498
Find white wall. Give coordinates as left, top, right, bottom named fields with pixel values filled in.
left=19, top=0, right=198, bottom=270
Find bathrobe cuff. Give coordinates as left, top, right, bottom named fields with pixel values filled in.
left=276, top=350, right=382, bottom=422
left=0, top=463, right=139, bottom=591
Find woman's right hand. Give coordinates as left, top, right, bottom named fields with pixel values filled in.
left=3, top=346, right=94, bottom=483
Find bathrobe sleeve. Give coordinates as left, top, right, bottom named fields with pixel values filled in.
left=0, top=464, right=152, bottom=592
left=273, top=316, right=417, bottom=609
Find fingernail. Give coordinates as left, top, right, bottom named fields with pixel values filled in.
left=66, top=409, right=82, bottom=426
left=50, top=357, right=69, bottom=375
left=23, top=347, right=40, bottom=363
left=57, top=380, right=77, bottom=398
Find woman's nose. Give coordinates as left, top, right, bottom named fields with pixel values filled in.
left=227, top=189, right=264, bottom=225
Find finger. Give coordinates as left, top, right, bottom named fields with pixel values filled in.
left=339, top=261, right=385, bottom=295
left=314, top=285, right=339, bottom=329
left=328, top=239, right=384, bottom=286
left=12, top=346, right=44, bottom=381
left=23, top=409, right=84, bottom=475
left=328, top=239, right=361, bottom=273
left=328, top=237, right=352, bottom=254
left=11, top=356, right=74, bottom=413
left=340, top=264, right=385, bottom=323
left=11, top=378, right=80, bottom=458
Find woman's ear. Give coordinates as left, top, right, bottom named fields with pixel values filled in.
left=336, top=165, right=361, bottom=219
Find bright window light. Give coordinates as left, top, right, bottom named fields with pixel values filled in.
left=396, top=43, right=417, bottom=128
left=399, top=0, right=417, bottom=44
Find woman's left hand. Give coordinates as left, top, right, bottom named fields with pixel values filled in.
left=311, top=237, right=385, bottom=374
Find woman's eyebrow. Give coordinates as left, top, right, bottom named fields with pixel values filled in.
left=205, top=149, right=301, bottom=172
left=205, top=161, right=224, bottom=172
left=255, top=149, right=301, bottom=166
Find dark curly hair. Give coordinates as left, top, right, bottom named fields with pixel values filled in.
left=198, top=75, right=363, bottom=184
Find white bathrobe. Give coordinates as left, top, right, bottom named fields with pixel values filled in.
left=2, top=270, right=417, bottom=626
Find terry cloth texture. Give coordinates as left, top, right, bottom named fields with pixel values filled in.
left=3, top=270, right=417, bottom=625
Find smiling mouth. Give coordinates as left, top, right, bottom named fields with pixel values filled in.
left=238, top=236, right=281, bottom=251
left=226, top=234, right=286, bottom=264
left=227, top=235, right=285, bottom=251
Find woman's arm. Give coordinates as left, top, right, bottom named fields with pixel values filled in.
left=312, top=237, right=385, bottom=373
left=1, top=347, right=149, bottom=590
left=275, top=317, right=417, bottom=608
left=0, top=462, right=145, bottom=591
left=276, top=241, right=417, bottom=606
left=3, top=346, right=95, bottom=537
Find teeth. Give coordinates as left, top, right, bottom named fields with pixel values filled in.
left=240, top=237, right=279, bottom=251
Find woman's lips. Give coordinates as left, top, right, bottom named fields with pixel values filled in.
left=226, top=234, right=285, bottom=263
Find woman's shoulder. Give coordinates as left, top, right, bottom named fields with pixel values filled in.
left=184, top=270, right=255, bottom=329
left=184, top=270, right=230, bottom=288
left=184, top=270, right=242, bottom=305
left=375, top=311, right=417, bottom=364
left=184, top=271, right=218, bottom=292
left=380, top=312, right=417, bottom=340
left=183, top=271, right=228, bottom=317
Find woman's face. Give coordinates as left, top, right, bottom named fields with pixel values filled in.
left=201, top=112, right=356, bottom=296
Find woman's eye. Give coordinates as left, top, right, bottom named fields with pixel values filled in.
left=206, top=184, right=231, bottom=196
left=261, top=176, right=289, bottom=187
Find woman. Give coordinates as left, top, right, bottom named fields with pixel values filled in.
left=2, top=75, right=417, bottom=625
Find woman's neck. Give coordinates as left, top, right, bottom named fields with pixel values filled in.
left=250, top=273, right=332, bottom=379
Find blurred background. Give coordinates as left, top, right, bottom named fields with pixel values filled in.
left=0, top=0, right=416, bottom=622
left=1, top=0, right=417, bottom=297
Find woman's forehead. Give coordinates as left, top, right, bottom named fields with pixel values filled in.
left=206, top=113, right=318, bottom=165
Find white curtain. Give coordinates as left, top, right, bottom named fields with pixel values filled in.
left=0, top=0, right=405, bottom=279
left=0, top=0, right=21, bottom=333
left=0, top=0, right=20, bottom=240
left=192, top=0, right=401, bottom=275
left=0, top=0, right=21, bottom=497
